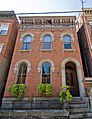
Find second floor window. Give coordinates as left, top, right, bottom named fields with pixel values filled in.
left=0, top=25, right=9, bottom=35
left=42, top=35, right=52, bottom=49
left=63, top=35, right=72, bottom=49
left=22, top=35, right=32, bottom=50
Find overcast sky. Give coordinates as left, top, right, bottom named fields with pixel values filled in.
left=0, top=0, right=92, bottom=16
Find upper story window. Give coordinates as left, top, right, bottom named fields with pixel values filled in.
left=63, top=35, right=72, bottom=49
left=22, top=35, right=32, bottom=50
left=42, top=62, right=51, bottom=84
left=89, top=21, right=92, bottom=30
left=17, top=63, right=27, bottom=84
left=42, top=35, right=52, bottom=49
left=0, top=24, right=9, bottom=35
left=0, top=43, right=4, bottom=53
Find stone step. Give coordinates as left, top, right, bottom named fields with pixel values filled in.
left=83, top=117, right=92, bottom=119
left=69, top=100, right=85, bottom=104
left=69, top=108, right=90, bottom=113
left=84, top=118, right=92, bottom=119
left=69, top=113, right=92, bottom=119
left=69, top=113, right=83, bottom=119
left=69, top=103, right=88, bottom=108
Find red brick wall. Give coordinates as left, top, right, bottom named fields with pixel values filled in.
left=0, top=17, right=19, bottom=97
left=4, top=25, right=85, bottom=97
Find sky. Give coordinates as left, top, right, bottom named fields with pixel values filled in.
left=0, top=0, right=92, bottom=16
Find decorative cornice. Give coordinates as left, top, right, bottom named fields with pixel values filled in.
left=19, top=16, right=76, bottom=29
left=0, top=11, right=16, bottom=19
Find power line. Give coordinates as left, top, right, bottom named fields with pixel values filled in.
left=16, top=10, right=83, bottom=15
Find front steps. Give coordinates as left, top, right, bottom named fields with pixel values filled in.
left=1, top=97, right=92, bottom=119
left=69, top=97, right=92, bottom=119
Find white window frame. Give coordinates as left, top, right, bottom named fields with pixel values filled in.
left=0, top=24, right=9, bottom=35
left=63, top=35, right=72, bottom=49
left=0, top=43, right=4, bottom=53
left=42, top=35, right=52, bottom=49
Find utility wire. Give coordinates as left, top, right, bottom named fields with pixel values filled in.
left=16, top=10, right=83, bottom=15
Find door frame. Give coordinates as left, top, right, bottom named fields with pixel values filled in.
left=61, top=57, right=85, bottom=97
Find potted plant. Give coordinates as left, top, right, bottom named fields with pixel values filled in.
left=59, top=85, right=72, bottom=109
left=37, top=83, right=53, bottom=96
left=8, top=84, right=26, bottom=99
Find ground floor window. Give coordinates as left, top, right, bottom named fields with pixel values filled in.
left=17, top=63, right=27, bottom=84
left=42, top=62, right=51, bottom=84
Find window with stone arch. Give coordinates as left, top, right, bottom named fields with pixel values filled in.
left=38, top=59, right=55, bottom=84
left=63, top=35, right=72, bottom=49
left=22, top=35, right=32, bottom=50
left=17, top=62, right=27, bottom=84
left=14, top=59, right=31, bottom=84
left=42, top=62, right=51, bottom=84
left=42, top=34, right=52, bottom=49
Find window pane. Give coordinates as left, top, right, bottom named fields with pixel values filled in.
left=22, top=43, right=31, bottom=50
left=0, top=30, right=7, bottom=35
left=24, top=35, right=32, bottom=42
left=43, top=43, right=51, bottom=49
left=44, top=35, right=51, bottom=42
left=0, top=25, right=9, bottom=35
left=0, top=45, right=3, bottom=53
left=27, top=44, right=31, bottom=50
left=22, top=43, right=27, bottom=50
left=42, top=75, right=50, bottom=84
left=23, top=35, right=32, bottom=50
left=42, top=62, right=51, bottom=84
left=17, top=63, right=27, bottom=84
left=42, top=63, right=50, bottom=74
left=63, top=35, right=71, bottom=42
left=64, top=44, right=72, bottom=49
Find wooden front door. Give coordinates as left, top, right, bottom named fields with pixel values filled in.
left=65, top=62, right=79, bottom=96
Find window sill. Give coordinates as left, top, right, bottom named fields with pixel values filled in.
left=0, top=34, right=7, bottom=36
left=18, top=49, right=32, bottom=53
left=40, top=49, right=54, bottom=52
left=62, top=49, right=76, bottom=52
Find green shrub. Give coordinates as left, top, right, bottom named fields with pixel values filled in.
left=37, top=83, right=45, bottom=94
left=37, top=83, right=52, bottom=96
left=59, top=85, right=72, bottom=102
left=8, top=84, right=26, bottom=99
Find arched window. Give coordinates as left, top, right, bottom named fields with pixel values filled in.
left=22, top=35, right=32, bottom=50
left=17, top=63, right=27, bottom=84
left=42, top=62, right=51, bottom=84
left=63, top=35, right=72, bottom=49
left=42, top=35, right=52, bottom=49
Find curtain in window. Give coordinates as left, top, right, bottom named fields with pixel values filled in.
left=42, top=62, right=51, bottom=84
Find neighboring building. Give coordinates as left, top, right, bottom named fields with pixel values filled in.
left=0, top=11, right=18, bottom=105
left=77, top=8, right=92, bottom=89
left=4, top=15, right=85, bottom=103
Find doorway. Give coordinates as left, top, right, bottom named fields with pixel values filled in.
left=65, top=62, right=79, bottom=96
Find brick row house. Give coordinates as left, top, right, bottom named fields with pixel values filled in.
left=3, top=15, right=86, bottom=104
left=0, top=11, right=18, bottom=106
left=78, top=8, right=92, bottom=89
